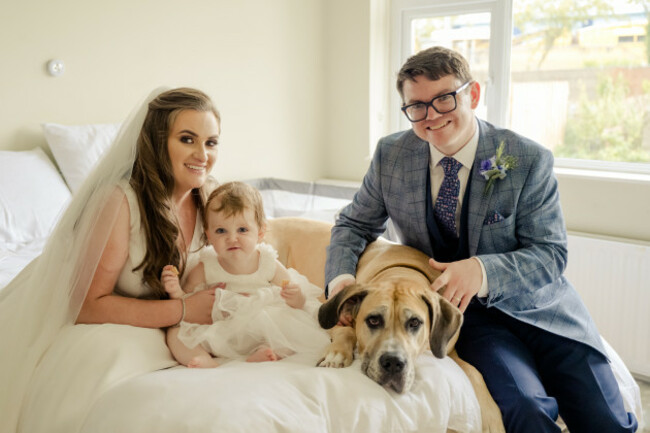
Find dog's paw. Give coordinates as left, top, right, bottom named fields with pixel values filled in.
left=317, top=350, right=353, bottom=368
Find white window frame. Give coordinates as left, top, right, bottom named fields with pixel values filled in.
left=388, top=0, right=650, bottom=177
left=389, top=0, right=513, bottom=133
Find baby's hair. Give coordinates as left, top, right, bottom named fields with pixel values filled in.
left=204, top=182, right=267, bottom=230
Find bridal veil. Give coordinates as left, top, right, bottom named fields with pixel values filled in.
left=0, top=88, right=165, bottom=432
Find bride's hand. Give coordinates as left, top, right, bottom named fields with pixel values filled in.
left=183, top=289, right=216, bottom=324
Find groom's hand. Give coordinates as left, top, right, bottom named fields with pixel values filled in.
left=327, top=277, right=356, bottom=326
left=429, top=258, right=482, bottom=313
left=329, top=276, right=355, bottom=299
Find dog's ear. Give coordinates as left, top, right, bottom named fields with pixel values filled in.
left=421, top=292, right=463, bottom=358
left=318, top=284, right=368, bottom=329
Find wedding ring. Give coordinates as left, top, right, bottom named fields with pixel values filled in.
left=452, top=296, right=461, bottom=302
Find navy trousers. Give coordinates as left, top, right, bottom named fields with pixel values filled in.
left=455, top=302, right=638, bottom=433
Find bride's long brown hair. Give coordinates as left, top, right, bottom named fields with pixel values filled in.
left=129, top=88, right=220, bottom=298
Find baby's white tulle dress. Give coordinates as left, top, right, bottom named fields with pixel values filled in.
left=178, top=242, right=330, bottom=360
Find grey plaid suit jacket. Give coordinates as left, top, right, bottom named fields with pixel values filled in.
left=325, top=118, right=605, bottom=356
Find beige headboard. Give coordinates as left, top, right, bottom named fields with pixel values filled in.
left=264, top=217, right=333, bottom=298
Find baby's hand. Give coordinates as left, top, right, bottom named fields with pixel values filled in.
left=209, top=282, right=227, bottom=290
left=281, top=280, right=305, bottom=309
left=161, top=265, right=183, bottom=299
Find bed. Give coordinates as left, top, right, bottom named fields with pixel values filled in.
left=0, top=123, right=643, bottom=432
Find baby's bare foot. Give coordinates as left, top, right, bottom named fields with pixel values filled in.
left=246, top=347, right=278, bottom=363
left=187, top=355, right=220, bottom=368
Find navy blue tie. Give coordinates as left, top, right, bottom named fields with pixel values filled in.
left=434, top=157, right=462, bottom=239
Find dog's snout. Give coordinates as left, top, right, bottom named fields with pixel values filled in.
left=379, top=353, right=406, bottom=374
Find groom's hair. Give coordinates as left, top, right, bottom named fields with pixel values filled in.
left=205, top=182, right=267, bottom=231
left=396, top=46, right=473, bottom=100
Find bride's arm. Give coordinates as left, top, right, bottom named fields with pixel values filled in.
left=76, top=193, right=214, bottom=327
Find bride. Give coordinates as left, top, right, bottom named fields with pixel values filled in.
left=0, top=87, right=221, bottom=432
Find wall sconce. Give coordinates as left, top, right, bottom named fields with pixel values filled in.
left=47, top=59, right=65, bottom=77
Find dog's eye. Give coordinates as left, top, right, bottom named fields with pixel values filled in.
left=365, top=315, right=384, bottom=329
left=406, top=317, right=422, bottom=331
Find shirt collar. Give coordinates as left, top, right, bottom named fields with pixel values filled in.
left=429, top=118, right=479, bottom=170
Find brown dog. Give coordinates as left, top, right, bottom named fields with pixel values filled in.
left=318, top=240, right=505, bottom=433
left=263, top=217, right=503, bottom=432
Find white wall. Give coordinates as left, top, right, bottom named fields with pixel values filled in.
left=1, top=0, right=648, bottom=242
left=0, top=0, right=326, bottom=182
left=322, top=0, right=373, bottom=181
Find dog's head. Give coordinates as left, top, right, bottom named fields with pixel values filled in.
left=319, top=279, right=462, bottom=393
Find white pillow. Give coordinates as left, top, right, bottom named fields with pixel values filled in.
left=0, top=148, right=71, bottom=245
left=42, top=123, right=120, bottom=193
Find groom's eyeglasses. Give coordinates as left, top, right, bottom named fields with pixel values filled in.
left=401, top=81, right=471, bottom=123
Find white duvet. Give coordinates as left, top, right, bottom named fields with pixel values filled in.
left=0, top=239, right=482, bottom=433
left=5, top=249, right=643, bottom=433
left=20, top=324, right=482, bottom=433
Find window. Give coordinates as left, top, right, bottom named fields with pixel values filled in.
left=389, top=0, right=512, bottom=132
left=390, top=0, right=650, bottom=173
left=411, top=12, right=491, bottom=122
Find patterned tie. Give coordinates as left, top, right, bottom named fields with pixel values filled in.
left=434, top=157, right=463, bottom=239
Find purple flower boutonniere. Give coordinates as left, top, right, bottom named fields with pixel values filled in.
left=479, top=141, right=517, bottom=196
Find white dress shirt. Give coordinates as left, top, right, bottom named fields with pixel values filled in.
left=428, top=122, right=478, bottom=236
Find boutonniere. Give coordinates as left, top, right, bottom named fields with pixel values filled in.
left=479, top=141, right=517, bottom=196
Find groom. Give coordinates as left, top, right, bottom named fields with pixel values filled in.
left=324, top=46, right=637, bottom=432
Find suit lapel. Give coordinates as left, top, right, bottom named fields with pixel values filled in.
left=467, top=120, right=497, bottom=255
left=403, top=132, right=431, bottom=249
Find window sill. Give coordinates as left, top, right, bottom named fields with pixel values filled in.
left=554, top=166, right=650, bottom=184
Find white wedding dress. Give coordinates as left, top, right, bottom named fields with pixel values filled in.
left=178, top=243, right=330, bottom=360
left=0, top=87, right=181, bottom=433
left=114, top=182, right=204, bottom=298
left=16, top=181, right=207, bottom=433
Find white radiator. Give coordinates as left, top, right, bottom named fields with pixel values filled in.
left=565, top=232, right=650, bottom=378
